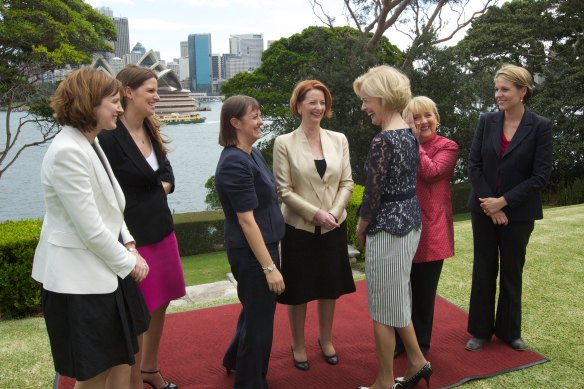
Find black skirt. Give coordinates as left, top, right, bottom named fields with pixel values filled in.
left=41, top=276, right=150, bottom=381
left=278, top=221, right=356, bottom=305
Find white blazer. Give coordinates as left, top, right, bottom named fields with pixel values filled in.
left=273, top=127, right=353, bottom=234
left=32, top=126, right=136, bottom=294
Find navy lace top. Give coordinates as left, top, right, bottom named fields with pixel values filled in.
left=359, top=128, right=422, bottom=236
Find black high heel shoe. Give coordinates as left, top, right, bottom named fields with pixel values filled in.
left=141, top=369, right=178, bottom=389
left=318, top=339, right=339, bottom=365
left=291, top=346, right=310, bottom=371
left=357, top=383, right=403, bottom=389
left=394, top=362, right=432, bottom=388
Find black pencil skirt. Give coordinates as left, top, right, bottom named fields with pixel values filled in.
left=41, top=276, right=150, bottom=381
left=278, top=221, right=356, bottom=305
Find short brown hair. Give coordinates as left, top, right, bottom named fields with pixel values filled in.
left=289, top=80, right=333, bottom=118
left=50, top=67, right=122, bottom=132
left=219, top=95, right=261, bottom=147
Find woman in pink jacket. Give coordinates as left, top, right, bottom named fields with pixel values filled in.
left=395, top=96, right=459, bottom=356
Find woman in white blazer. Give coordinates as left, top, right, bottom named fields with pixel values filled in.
left=32, top=68, right=150, bottom=389
left=273, top=80, right=355, bottom=371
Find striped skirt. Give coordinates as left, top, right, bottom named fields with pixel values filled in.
left=365, top=229, right=421, bottom=327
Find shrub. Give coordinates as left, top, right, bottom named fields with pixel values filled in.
left=173, top=211, right=225, bottom=256
left=346, top=184, right=364, bottom=248
left=542, top=178, right=584, bottom=206
left=0, top=219, right=43, bottom=319
left=451, top=182, right=471, bottom=215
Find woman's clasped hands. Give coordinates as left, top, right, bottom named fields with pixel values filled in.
left=313, top=209, right=340, bottom=230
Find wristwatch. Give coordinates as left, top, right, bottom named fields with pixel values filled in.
left=127, top=247, right=137, bottom=253
left=262, top=262, right=276, bottom=275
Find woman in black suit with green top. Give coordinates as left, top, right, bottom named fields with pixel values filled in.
left=466, top=64, right=553, bottom=352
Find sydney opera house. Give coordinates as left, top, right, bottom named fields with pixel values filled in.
left=92, top=50, right=202, bottom=119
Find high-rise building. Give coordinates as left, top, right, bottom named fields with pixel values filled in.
left=112, top=17, right=130, bottom=58
left=211, top=54, right=223, bottom=81
left=179, top=57, right=190, bottom=81
left=223, top=54, right=247, bottom=80
left=187, top=34, right=212, bottom=93
left=95, top=6, right=113, bottom=18
left=229, top=34, right=264, bottom=71
left=180, top=41, right=189, bottom=58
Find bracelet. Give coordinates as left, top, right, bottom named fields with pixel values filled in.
left=262, top=262, right=276, bottom=275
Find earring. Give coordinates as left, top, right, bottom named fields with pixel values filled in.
left=520, top=96, right=523, bottom=103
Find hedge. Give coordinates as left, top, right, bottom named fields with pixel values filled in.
left=172, top=211, right=225, bottom=256
left=0, top=219, right=43, bottom=319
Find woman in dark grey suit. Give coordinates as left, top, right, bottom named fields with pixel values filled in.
left=215, top=95, right=285, bottom=389
left=466, top=64, right=553, bottom=352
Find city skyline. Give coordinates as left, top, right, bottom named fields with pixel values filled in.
left=85, top=0, right=352, bottom=63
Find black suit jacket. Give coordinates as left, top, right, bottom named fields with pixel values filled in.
left=215, top=146, right=285, bottom=249
left=98, top=120, right=175, bottom=245
left=467, top=109, right=553, bottom=221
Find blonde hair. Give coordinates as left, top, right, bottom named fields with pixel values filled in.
left=403, top=96, right=441, bottom=126
left=494, top=64, right=534, bottom=102
left=353, top=65, right=411, bottom=113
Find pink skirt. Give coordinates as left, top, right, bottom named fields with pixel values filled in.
left=137, top=232, right=186, bottom=312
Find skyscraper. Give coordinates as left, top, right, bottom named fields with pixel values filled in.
left=180, top=41, right=189, bottom=58
left=187, top=34, right=212, bottom=93
left=112, top=17, right=130, bottom=58
left=229, top=34, right=264, bottom=71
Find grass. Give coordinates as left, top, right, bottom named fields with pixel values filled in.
left=180, top=250, right=230, bottom=286
left=1, top=204, right=583, bottom=388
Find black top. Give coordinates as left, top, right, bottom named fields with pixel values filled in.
left=98, top=120, right=175, bottom=246
left=314, top=159, right=327, bottom=179
left=215, top=146, right=285, bottom=249
left=359, top=128, right=421, bottom=236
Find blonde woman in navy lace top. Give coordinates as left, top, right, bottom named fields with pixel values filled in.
left=354, top=65, right=432, bottom=389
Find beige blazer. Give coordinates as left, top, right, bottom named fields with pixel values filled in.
left=273, top=127, right=353, bottom=234
left=32, top=126, right=136, bottom=294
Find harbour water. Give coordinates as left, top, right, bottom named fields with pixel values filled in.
left=0, top=101, right=224, bottom=221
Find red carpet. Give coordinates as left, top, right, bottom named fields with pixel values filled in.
left=58, top=281, right=548, bottom=388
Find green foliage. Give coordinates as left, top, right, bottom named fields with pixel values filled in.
left=172, top=211, right=225, bottom=257
left=0, top=220, right=43, bottom=319
left=0, top=0, right=117, bottom=179
left=542, top=178, right=584, bottom=206
left=448, top=0, right=584, bottom=188
left=203, top=176, right=222, bottom=210
left=222, top=26, right=403, bottom=184
left=346, top=184, right=364, bottom=248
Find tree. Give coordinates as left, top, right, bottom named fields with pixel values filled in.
left=310, top=0, right=497, bottom=68
left=0, top=0, right=117, bottom=180
left=452, top=0, right=584, bottom=188
left=221, top=26, right=403, bottom=183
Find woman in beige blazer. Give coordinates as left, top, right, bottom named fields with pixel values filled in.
left=32, top=68, right=150, bottom=389
left=273, top=80, right=355, bottom=371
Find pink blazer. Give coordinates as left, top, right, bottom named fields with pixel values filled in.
left=413, top=134, right=458, bottom=263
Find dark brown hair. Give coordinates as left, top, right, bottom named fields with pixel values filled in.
left=289, top=79, right=333, bottom=118
left=50, top=67, right=122, bottom=132
left=219, top=95, right=260, bottom=147
left=116, top=65, right=169, bottom=156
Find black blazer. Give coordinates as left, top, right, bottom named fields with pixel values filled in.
left=467, top=109, right=553, bottom=221
left=215, top=146, right=285, bottom=249
left=98, top=120, right=175, bottom=245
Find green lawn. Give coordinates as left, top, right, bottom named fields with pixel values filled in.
left=1, top=204, right=583, bottom=388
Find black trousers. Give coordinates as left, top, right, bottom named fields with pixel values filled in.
left=396, top=260, right=444, bottom=354
left=467, top=212, right=534, bottom=342
left=223, top=243, right=279, bottom=389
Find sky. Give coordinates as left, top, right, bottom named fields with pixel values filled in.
left=85, top=0, right=495, bottom=64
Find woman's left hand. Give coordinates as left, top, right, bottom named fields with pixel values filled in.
left=479, top=196, right=507, bottom=216
left=313, top=209, right=340, bottom=230
left=161, top=181, right=172, bottom=194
